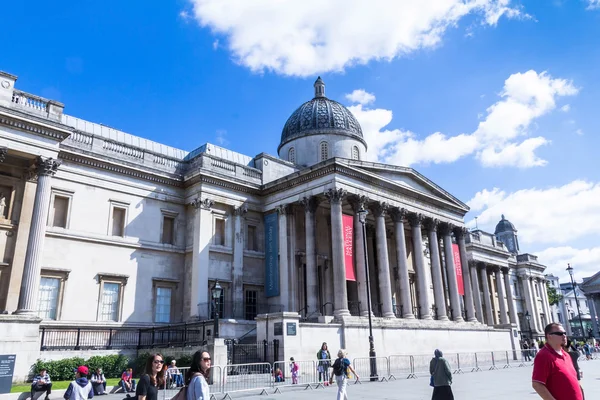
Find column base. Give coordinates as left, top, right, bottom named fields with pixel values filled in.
left=421, top=315, right=433, bottom=321
left=437, top=316, right=449, bottom=321
left=334, top=309, right=351, bottom=318
left=454, top=317, right=465, bottom=323
left=402, top=313, right=415, bottom=319
left=13, top=309, right=36, bottom=316
left=467, top=317, right=479, bottom=323
left=382, top=312, right=396, bottom=318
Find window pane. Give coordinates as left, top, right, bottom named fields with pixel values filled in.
left=100, top=282, right=120, bottom=321
left=112, top=208, right=126, bottom=236
left=320, top=142, right=328, bottom=161
left=215, top=219, right=225, bottom=246
left=162, top=217, right=174, bottom=244
left=37, top=277, right=60, bottom=320
left=155, top=287, right=172, bottom=323
left=352, top=146, right=359, bottom=160
left=247, top=225, right=257, bottom=251
left=52, top=196, right=69, bottom=228
left=245, top=290, right=258, bottom=320
left=288, top=148, right=295, bottom=163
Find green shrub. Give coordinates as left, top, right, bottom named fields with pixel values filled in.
left=32, top=355, right=129, bottom=382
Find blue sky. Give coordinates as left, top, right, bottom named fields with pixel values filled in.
left=3, top=0, right=600, bottom=281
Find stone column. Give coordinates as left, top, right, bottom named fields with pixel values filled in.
left=371, top=202, right=394, bottom=318
left=541, top=280, right=552, bottom=325
left=440, top=224, right=463, bottom=322
left=391, top=208, right=414, bottom=319
left=301, top=196, right=320, bottom=317
left=479, top=264, right=494, bottom=326
left=15, top=157, right=60, bottom=315
left=326, top=189, right=350, bottom=317
left=503, top=268, right=518, bottom=325
left=187, top=197, right=214, bottom=319
left=349, top=195, right=370, bottom=317
left=531, top=278, right=543, bottom=332
left=521, top=276, right=537, bottom=334
left=561, top=298, right=572, bottom=335
left=494, top=267, right=509, bottom=324
left=409, top=213, right=432, bottom=320
left=276, top=205, right=289, bottom=312
left=470, top=261, right=484, bottom=323
left=425, top=219, right=447, bottom=321
left=454, top=228, right=476, bottom=322
left=587, top=295, right=599, bottom=338
left=232, top=205, right=247, bottom=317
left=593, top=296, right=600, bottom=337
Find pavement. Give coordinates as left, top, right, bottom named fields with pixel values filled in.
left=5, top=360, right=598, bottom=400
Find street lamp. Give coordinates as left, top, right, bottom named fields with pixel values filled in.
left=211, top=280, right=223, bottom=339
left=567, top=264, right=585, bottom=339
left=525, top=311, right=531, bottom=340
left=357, top=206, right=378, bottom=381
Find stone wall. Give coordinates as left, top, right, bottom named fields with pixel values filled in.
left=0, top=315, right=42, bottom=383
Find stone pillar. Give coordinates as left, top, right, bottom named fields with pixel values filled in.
left=15, top=157, right=60, bottom=315
left=454, top=228, right=476, bottom=322
left=325, top=189, right=350, bottom=318
left=470, top=262, right=484, bottom=323
left=371, top=202, right=394, bottom=318
left=349, top=195, right=370, bottom=317
left=425, top=219, right=447, bottom=321
left=587, top=295, right=599, bottom=338
left=287, top=208, right=297, bottom=312
left=187, top=197, right=214, bottom=319
left=440, top=224, right=463, bottom=322
left=531, top=278, right=543, bottom=332
left=232, top=205, right=247, bottom=317
left=561, top=298, right=572, bottom=335
left=521, top=276, right=537, bottom=334
left=593, top=296, right=600, bottom=337
left=301, top=196, right=319, bottom=318
left=409, top=213, right=432, bottom=320
left=494, top=268, right=509, bottom=324
left=503, top=268, right=518, bottom=325
left=541, top=280, right=552, bottom=325
left=479, top=264, right=494, bottom=326
left=391, top=208, right=414, bottom=319
left=276, top=205, right=289, bottom=312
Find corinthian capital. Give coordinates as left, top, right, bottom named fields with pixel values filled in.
left=300, top=196, right=319, bottom=213
left=424, top=218, right=439, bottom=232
left=389, top=207, right=408, bottom=223
left=233, top=205, right=248, bottom=217
left=325, top=188, right=346, bottom=204
left=36, top=156, right=61, bottom=177
left=190, top=197, right=214, bottom=210
left=453, top=226, right=469, bottom=238
left=438, top=222, right=454, bottom=236
left=408, top=212, right=425, bottom=227
left=370, top=201, right=389, bottom=218
left=348, top=194, right=369, bottom=213
left=275, top=204, right=288, bottom=215
left=0, top=147, right=7, bottom=163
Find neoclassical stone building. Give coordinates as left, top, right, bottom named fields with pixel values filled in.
left=0, top=71, right=552, bottom=359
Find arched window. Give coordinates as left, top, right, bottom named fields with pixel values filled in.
left=320, top=141, right=329, bottom=162
left=352, top=146, right=359, bottom=160
left=288, top=147, right=296, bottom=164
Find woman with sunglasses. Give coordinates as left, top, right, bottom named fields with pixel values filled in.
left=186, top=351, right=211, bottom=400
left=137, top=354, right=166, bottom=400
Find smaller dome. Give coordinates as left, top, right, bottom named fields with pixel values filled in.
left=494, top=214, right=516, bottom=234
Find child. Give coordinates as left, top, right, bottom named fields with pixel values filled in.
left=289, top=358, right=299, bottom=384
left=273, top=367, right=283, bottom=383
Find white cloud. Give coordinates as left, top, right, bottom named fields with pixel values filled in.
left=560, top=104, right=570, bottom=112
left=466, top=180, right=600, bottom=246
left=587, top=0, right=600, bottom=10
left=345, top=89, right=376, bottom=105
left=179, top=10, right=192, bottom=22
left=213, top=39, right=219, bottom=50
left=215, top=129, right=229, bottom=146
left=187, top=0, right=524, bottom=76
left=576, top=129, right=584, bottom=136
left=536, top=246, right=600, bottom=282
left=351, top=70, right=578, bottom=168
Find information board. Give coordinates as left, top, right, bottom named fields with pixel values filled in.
left=0, top=354, right=16, bottom=394
left=286, top=322, right=297, bottom=336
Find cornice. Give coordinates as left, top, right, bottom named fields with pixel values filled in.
left=0, top=108, right=71, bottom=141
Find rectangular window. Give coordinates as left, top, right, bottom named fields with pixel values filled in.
left=51, top=196, right=69, bottom=228
left=37, top=277, right=60, bottom=320
left=558, top=313, right=563, bottom=323
left=100, top=282, right=120, bottom=321
left=111, top=207, right=126, bottom=237
left=245, top=290, right=258, bottom=320
left=155, top=287, right=172, bottom=323
left=247, top=225, right=257, bottom=251
left=535, top=285, right=539, bottom=297
left=214, top=218, right=225, bottom=246
left=162, top=216, right=175, bottom=244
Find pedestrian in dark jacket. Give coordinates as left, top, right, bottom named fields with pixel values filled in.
left=430, top=349, right=454, bottom=400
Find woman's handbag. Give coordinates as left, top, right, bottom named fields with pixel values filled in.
left=430, top=359, right=438, bottom=387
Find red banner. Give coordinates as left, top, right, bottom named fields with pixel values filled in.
left=452, top=244, right=465, bottom=295
left=342, top=214, right=356, bottom=281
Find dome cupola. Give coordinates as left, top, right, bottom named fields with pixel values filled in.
left=494, top=214, right=520, bottom=254
left=278, top=77, right=367, bottom=166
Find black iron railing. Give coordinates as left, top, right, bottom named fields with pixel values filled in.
left=225, top=339, right=280, bottom=365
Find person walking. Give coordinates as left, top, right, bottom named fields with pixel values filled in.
left=136, top=354, right=165, bottom=400
left=329, top=349, right=359, bottom=400
left=429, top=349, right=454, bottom=400
left=317, top=342, right=331, bottom=386
left=64, top=366, right=93, bottom=400
left=564, top=340, right=582, bottom=381
left=186, top=351, right=211, bottom=400
left=289, top=358, right=299, bottom=384
left=532, top=323, right=583, bottom=400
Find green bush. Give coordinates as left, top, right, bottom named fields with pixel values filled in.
left=32, top=355, right=129, bottom=382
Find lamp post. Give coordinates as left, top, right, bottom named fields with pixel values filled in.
left=357, top=206, right=377, bottom=381
left=211, top=280, right=223, bottom=339
left=567, top=264, right=585, bottom=339
left=525, top=311, right=531, bottom=340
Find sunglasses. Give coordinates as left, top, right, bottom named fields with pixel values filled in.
left=549, top=331, right=567, bottom=336
left=153, top=360, right=165, bottom=364
left=203, top=358, right=211, bottom=362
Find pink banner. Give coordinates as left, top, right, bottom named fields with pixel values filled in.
left=452, top=243, right=465, bottom=295
left=342, top=214, right=356, bottom=281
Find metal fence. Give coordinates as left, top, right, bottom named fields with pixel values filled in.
left=197, top=301, right=284, bottom=321
left=225, top=339, right=280, bottom=365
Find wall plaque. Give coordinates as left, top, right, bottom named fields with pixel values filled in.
left=286, top=322, right=297, bottom=336
left=0, top=354, right=16, bottom=394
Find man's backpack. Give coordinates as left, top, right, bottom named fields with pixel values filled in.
left=332, top=358, right=344, bottom=376
left=170, top=373, right=201, bottom=400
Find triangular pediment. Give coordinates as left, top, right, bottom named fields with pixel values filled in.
left=582, top=271, right=600, bottom=292
left=346, top=161, right=469, bottom=212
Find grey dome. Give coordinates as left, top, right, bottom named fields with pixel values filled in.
left=278, top=77, right=366, bottom=152
left=494, top=214, right=517, bottom=234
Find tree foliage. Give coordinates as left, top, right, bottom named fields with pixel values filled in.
left=547, top=282, right=563, bottom=306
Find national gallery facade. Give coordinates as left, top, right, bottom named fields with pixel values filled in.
left=0, top=71, right=552, bottom=361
